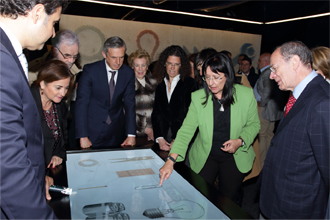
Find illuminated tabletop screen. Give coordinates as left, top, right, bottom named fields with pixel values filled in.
left=66, top=149, right=229, bottom=219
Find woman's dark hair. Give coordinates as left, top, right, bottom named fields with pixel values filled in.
left=0, top=0, right=69, bottom=19
left=188, top=53, right=198, bottom=78
left=194, top=48, right=217, bottom=87
left=153, top=45, right=190, bottom=83
left=32, top=60, right=74, bottom=97
left=202, top=52, right=236, bottom=108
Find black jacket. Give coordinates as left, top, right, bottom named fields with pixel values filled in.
left=30, top=86, right=68, bottom=166
left=152, top=76, right=198, bottom=141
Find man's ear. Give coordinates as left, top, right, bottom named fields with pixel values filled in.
left=290, top=55, right=300, bottom=71
left=51, top=46, right=58, bottom=57
left=102, top=51, right=107, bottom=59
left=30, top=4, right=45, bottom=24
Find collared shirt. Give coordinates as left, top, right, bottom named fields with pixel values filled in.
left=164, top=74, right=180, bottom=102
left=243, top=72, right=250, bottom=77
left=253, top=65, right=270, bottom=102
left=260, top=65, right=270, bottom=73
left=137, top=77, right=146, bottom=87
left=105, top=60, right=119, bottom=84
left=0, top=21, right=28, bottom=80
left=292, top=70, right=317, bottom=99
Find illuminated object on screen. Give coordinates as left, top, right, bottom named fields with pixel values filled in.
left=143, top=199, right=205, bottom=219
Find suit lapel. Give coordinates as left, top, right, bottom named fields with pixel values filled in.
left=274, top=76, right=317, bottom=136
left=30, top=87, right=54, bottom=137
left=0, top=28, right=29, bottom=86
left=275, top=96, right=305, bottom=135
left=100, top=60, right=111, bottom=106
left=204, top=94, right=214, bottom=143
left=169, top=79, right=182, bottom=104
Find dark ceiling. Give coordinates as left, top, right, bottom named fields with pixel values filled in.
left=62, top=1, right=329, bottom=52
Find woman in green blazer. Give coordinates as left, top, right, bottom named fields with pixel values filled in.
left=159, top=53, right=260, bottom=205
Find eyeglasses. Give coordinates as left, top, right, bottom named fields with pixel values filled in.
left=165, top=62, right=181, bottom=68
left=202, top=75, right=224, bottom=82
left=56, top=47, right=80, bottom=60
left=270, top=56, right=291, bottom=73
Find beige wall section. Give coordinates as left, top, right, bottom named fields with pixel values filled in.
left=60, top=14, right=261, bottom=71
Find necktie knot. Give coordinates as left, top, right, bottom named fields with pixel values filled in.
left=109, top=70, right=116, bottom=77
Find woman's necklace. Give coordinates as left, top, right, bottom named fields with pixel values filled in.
left=217, top=99, right=224, bottom=112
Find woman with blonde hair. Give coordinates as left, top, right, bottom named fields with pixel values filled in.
left=311, top=46, right=330, bottom=83
left=128, top=49, right=158, bottom=145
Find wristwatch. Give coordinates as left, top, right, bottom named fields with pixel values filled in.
left=239, top=137, right=245, bottom=146
left=166, top=155, right=176, bottom=164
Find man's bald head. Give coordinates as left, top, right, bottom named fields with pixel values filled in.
left=258, top=53, right=271, bottom=70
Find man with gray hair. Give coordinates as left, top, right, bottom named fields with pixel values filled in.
left=253, top=52, right=286, bottom=167
left=75, top=36, right=136, bottom=148
left=28, top=29, right=80, bottom=84
left=260, top=41, right=329, bottom=219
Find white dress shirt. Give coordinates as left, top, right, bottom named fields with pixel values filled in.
left=0, top=21, right=28, bottom=80
left=105, top=60, right=118, bottom=84
left=164, top=74, right=180, bottom=102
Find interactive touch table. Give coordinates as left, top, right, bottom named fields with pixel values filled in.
left=48, top=147, right=254, bottom=219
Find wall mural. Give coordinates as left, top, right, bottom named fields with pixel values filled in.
left=60, top=14, right=261, bottom=72
left=136, top=30, right=160, bottom=61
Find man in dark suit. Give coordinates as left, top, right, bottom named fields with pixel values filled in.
left=0, top=0, right=68, bottom=219
left=240, top=56, right=259, bottom=88
left=260, top=41, right=329, bottom=219
left=75, top=37, right=136, bottom=148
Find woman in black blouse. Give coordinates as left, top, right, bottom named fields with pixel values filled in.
left=31, top=60, right=74, bottom=168
left=152, top=45, right=198, bottom=151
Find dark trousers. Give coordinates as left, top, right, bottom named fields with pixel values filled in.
left=198, top=153, right=245, bottom=205
left=92, top=122, right=125, bottom=148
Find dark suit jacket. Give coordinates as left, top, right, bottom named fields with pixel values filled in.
left=30, top=86, right=68, bottom=166
left=246, top=68, right=259, bottom=88
left=152, top=76, right=198, bottom=141
left=0, top=28, right=56, bottom=219
left=260, top=74, right=330, bottom=219
left=257, top=67, right=284, bottom=121
left=75, top=60, right=136, bottom=146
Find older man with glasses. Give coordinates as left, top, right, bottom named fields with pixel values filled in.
left=28, top=29, right=81, bottom=84
left=29, top=29, right=81, bottom=149
left=259, top=41, right=329, bottom=219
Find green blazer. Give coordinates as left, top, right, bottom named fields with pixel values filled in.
left=170, top=84, right=260, bottom=174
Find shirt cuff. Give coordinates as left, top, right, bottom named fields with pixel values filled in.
left=155, top=137, right=164, bottom=143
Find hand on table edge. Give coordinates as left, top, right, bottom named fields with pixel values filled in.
left=121, top=136, right=136, bottom=147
